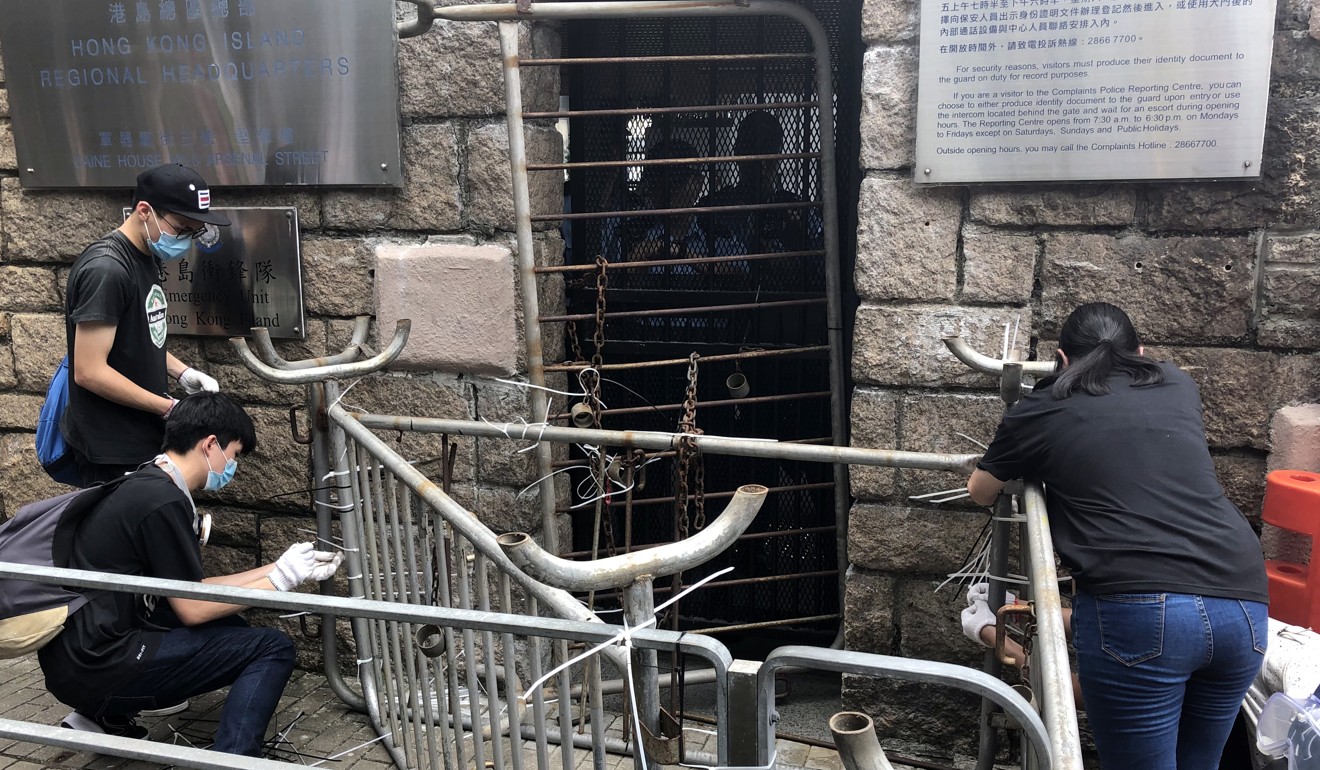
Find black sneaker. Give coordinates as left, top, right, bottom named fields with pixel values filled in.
left=60, top=710, right=149, bottom=740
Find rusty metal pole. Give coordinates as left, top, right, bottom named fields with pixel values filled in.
left=498, top=20, right=560, bottom=555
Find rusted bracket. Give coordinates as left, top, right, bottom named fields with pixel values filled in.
left=994, top=601, right=1035, bottom=668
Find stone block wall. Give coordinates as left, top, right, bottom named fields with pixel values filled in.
left=0, top=18, right=565, bottom=666
left=847, top=0, right=1320, bottom=762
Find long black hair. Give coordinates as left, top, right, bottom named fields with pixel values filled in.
left=1051, top=302, right=1165, bottom=399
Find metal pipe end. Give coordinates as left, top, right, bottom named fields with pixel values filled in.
left=828, top=711, right=874, bottom=736
left=737, top=484, right=770, bottom=498
left=497, top=532, right=531, bottom=549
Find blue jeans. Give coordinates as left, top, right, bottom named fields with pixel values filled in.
left=89, top=619, right=295, bottom=757
left=1071, top=591, right=1267, bottom=770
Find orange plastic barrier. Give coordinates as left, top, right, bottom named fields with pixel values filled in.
left=1262, top=470, right=1320, bottom=630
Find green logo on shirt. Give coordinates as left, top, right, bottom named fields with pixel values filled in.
left=146, top=284, right=168, bottom=348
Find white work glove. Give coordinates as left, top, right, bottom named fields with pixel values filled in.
left=967, top=581, right=1017, bottom=608
left=308, top=550, right=345, bottom=582
left=178, top=367, right=220, bottom=394
left=269, top=542, right=317, bottom=591
left=961, top=601, right=998, bottom=645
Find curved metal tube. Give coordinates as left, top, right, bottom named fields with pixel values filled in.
left=251, top=316, right=372, bottom=370
left=942, top=336, right=1055, bottom=377
left=397, top=0, right=437, bottom=37
left=498, top=485, right=769, bottom=592
left=759, top=647, right=1053, bottom=770
left=230, top=320, right=410, bottom=383
left=352, top=414, right=982, bottom=473
left=830, top=712, right=895, bottom=770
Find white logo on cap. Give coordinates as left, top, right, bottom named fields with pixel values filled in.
left=198, top=189, right=210, bottom=209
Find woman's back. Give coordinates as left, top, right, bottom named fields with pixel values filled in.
left=979, top=362, right=1267, bottom=602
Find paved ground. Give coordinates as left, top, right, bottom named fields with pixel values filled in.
left=0, top=656, right=846, bottom=770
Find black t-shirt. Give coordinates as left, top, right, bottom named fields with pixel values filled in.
left=977, top=362, right=1268, bottom=603
left=63, top=231, right=170, bottom=465
left=38, top=468, right=203, bottom=707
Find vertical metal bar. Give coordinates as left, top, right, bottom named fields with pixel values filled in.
left=455, top=535, right=491, bottom=770
left=477, top=554, right=509, bottom=770
left=437, top=523, right=469, bottom=770
left=357, top=441, right=407, bottom=766
left=307, top=382, right=368, bottom=713
left=1023, top=483, right=1084, bottom=770
left=377, top=457, right=420, bottom=769
left=501, top=573, right=526, bottom=770
left=974, top=495, right=1013, bottom=770
left=727, top=659, right=762, bottom=767
left=588, top=656, right=607, bottom=770
left=499, top=19, right=559, bottom=555
left=390, top=476, right=429, bottom=767
left=557, top=639, right=574, bottom=770
left=329, top=417, right=404, bottom=770
left=527, top=596, right=552, bottom=770
left=623, top=578, right=659, bottom=770
left=406, top=490, right=444, bottom=770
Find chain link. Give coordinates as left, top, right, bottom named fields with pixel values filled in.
left=591, top=255, right=608, bottom=368
left=567, top=320, right=585, bottom=365
left=675, top=353, right=705, bottom=537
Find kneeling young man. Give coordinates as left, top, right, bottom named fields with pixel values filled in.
left=39, top=392, right=342, bottom=756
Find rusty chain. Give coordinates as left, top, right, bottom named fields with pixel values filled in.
left=675, top=352, right=706, bottom=536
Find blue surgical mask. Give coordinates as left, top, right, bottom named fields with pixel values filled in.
left=145, top=210, right=192, bottom=262
left=204, top=445, right=238, bottom=491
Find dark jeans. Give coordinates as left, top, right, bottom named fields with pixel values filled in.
left=1072, top=591, right=1267, bottom=770
left=88, top=619, right=296, bottom=757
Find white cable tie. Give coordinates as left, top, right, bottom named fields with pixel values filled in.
left=321, top=469, right=351, bottom=481
left=313, top=499, right=355, bottom=512
left=491, top=376, right=591, bottom=400
left=309, top=733, right=392, bottom=767
left=279, top=611, right=313, bottom=619
left=356, top=657, right=374, bottom=665
left=346, top=574, right=363, bottom=581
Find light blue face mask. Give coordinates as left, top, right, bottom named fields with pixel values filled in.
left=145, top=209, right=192, bottom=263
left=204, top=445, right=238, bottom=492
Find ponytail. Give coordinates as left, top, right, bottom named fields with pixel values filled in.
left=1050, top=302, right=1165, bottom=399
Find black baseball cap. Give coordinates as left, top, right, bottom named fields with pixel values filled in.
left=133, top=164, right=231, bottom=226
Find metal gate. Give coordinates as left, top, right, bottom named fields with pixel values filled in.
left=484, top=0, right=858, bottom=637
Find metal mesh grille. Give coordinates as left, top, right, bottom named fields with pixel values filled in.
left=553, top=0, right=858, bottom=634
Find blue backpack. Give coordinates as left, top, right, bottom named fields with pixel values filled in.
left=36, top=356, right=79, bottom=487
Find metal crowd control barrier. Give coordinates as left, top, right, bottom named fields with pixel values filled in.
left=0, top=562, right=733, bottom=770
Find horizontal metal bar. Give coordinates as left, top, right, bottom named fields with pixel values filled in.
left=0, top=717, right=295, bottom=770
left=550, top=389, right=830, bottom=420
left=536, top=198, right=819, bottom=223
left=524, top=101, right=818, bottom=119
left=521, top=53, right=815, bottom=66
left=352, top=413, right=981, bottom=472
left=650, top=569, right=838, bottom=596
left=558, top=482, right=835, bottom=510
left=560, top=525, right=834, bottom=558
left=527, top=151, right=819, bottom=172
left=546, top=345, right=830, bottom=372
left=534, top=249, right=823, bottom=274
left=0, top=561, right=730, bottom=659
left=689, top=613, right=840, bottom=635
left=540, top=297, right=825, bottom=323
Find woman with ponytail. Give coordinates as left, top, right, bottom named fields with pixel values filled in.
left=967, top=302, right=1267, bottom=770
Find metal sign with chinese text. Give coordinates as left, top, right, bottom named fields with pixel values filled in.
left=914, top=0, right=1276, bottom=183
left=125, top=207, right=306, bottom=338
left=2, top=0, right=401, bottom=188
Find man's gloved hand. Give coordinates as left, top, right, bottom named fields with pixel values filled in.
left=961, top=601, right=998, bottom=645
left=967, top=581, right=1018, bottom=608
left=269, top=542, right=317, bottom=591
left=178, top=367, right=220, bottom=394
left=309, top=550, right=344, bottom=583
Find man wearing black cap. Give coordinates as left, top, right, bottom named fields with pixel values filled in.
left=63, top=163, right=232, bottom=487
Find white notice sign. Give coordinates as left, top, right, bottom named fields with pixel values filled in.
left=914, top=0, right=1277, bottom=184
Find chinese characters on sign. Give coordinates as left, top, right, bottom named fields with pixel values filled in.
left=126, top=207, right=306, bottom=339
left=0, top=0, right=401, bottom=188
left=915, top=0, right=1276, bottom=183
